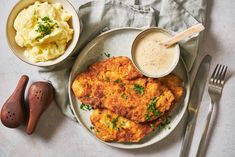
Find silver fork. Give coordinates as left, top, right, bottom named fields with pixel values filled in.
left=196, top=64, right=228, bottom=157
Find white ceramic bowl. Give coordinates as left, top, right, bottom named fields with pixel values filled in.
left=6, top=0, right=81, bottom=67
left=131, top=27, right=180, bottom=78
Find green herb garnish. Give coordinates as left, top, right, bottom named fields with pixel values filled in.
left=42, top=16, right=52, bottom=22
left=104, top=52, right=111, bottom=58
left=111, top=117, right=119, bottom=130
left=114, top=79, right=122, bottom=83
left=147, top=97, right=161, bottom=116
left=165, top=116, right=171, bottom=125
left=90, top=126, right=94, bottom=130
left=157, top=116, right=171, bottom=130
left=144, top=114, right=151, bottom=121
left=114, top=79, right=125, bottom=86
left=157, top=124, right=164, bottom=130
left=80, top=103, right=93, bottom=111
left=35, top=16, right=58, bottom=40
left=36, top=21, right=52, bottom=35
left=133, top=84, right=145, bottom=95
left=35, top=35, right=44, bottom=40
left=144, top=97, right=161, bottom=120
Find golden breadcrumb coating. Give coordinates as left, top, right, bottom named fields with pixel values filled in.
left=72, top=56, right=184, bottom=123
left=90, top=109, right=162, bottom=142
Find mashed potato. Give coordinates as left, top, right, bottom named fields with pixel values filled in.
left=14, top=1, right=74, bottom=62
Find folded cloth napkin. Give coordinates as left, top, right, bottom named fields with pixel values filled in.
left=39, top=0, right=207, bottom=120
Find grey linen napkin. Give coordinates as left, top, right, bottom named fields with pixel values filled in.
left=39, top=0, right=207, bottom=120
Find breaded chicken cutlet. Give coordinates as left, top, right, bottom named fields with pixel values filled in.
left=72, top=56, right=184, bottom=123
left=90, top=109, right=163, bottom=142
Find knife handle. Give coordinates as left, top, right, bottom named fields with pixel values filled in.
left=196, top=100, right=215, bottom=157
left=179, top=114, right=196, bottom=157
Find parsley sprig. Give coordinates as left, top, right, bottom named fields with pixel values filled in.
left=145, top=114, right=151, bottom=121
left=150, top=116, right=171, bottom=130
left=157, top=116, right=171, bottom=130
left=133, top=84, right=145, bottom=95
left=147, top=97, right=161, bottom=116
left=145, top=97, right=161, bottom=120
left=80, top=103, right=93, bottom=111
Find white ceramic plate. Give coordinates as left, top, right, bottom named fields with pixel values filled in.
left=68, top=28, right=190, bottom=149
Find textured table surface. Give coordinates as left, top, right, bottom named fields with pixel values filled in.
left=0, top=0, right=235, bottom=157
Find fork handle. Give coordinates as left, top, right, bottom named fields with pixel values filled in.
left=196, top=100, right=215, bottom=157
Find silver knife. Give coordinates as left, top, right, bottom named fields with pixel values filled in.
left=179, top=55, right=212, bottom=157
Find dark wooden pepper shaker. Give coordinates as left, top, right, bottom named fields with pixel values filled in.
left=26, top=82, right=54, bottom=134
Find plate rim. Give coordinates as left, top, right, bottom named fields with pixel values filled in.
left=68, top=27, right=191, bottom=149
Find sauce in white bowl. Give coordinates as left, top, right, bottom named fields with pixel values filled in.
left=131, top=28, right=180, bottom=78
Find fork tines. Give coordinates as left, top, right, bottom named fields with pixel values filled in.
left=210, top=64, right=228, bottom=85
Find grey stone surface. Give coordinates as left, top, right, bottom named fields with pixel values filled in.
left=0, top=0, right=234, bottom=156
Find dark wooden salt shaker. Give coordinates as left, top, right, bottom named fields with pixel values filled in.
left=0, top=75, right=28, bottom=128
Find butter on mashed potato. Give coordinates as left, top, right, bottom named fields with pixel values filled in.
left=14, top=1, right=74, bottom=62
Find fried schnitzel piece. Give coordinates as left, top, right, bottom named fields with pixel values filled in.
left=160, top=74, right=184, bottom=102
left=72, top=56, right=184, bottom=123
left=90, top=109, right=162, bottom=142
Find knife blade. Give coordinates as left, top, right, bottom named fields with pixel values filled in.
left=179, top=55, right=211, bottom=157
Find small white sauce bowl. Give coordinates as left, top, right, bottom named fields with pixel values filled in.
left=6, top=0, right=81, bottom=67
left=131, top=27, right=180, bottom=78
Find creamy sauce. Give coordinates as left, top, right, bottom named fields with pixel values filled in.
left=133, top=30, right=178, bottom=76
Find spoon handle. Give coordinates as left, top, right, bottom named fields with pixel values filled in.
left=160, top=24, right=205, bottom=47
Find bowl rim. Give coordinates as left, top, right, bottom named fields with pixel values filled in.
left=6, top=0, right=81, bottom=67
left=131, top=27, right=180, bottom=78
